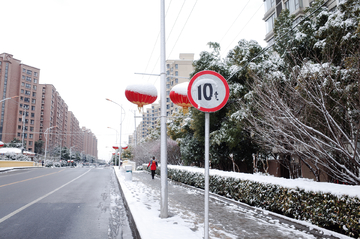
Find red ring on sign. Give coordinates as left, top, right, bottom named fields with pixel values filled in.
left=187, top=70, right=229, bottom=112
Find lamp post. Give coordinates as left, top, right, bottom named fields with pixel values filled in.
left=70, top=145, right=76, bottom=166
left=44, top=125, right=57, bottom=166
left=106, top=98, right=125, bottom=169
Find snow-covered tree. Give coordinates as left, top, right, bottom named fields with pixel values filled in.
left=246, top=0, right=360, bottom=184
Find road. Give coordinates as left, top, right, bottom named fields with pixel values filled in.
left=0, top=167, right=133, bottom=239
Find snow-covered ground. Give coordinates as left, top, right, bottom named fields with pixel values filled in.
left=115, top=166, right=354, bottom=239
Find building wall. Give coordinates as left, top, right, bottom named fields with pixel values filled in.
left=135, top=53, right=194, bottom=142
left=0, top=53, right=41, bottom=152
left=262, top=0, right=341, bottom=45
left=0, top=53, right=98, bottom=158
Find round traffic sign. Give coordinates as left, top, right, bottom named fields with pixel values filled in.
left=187, top=70, right=229, bottom=112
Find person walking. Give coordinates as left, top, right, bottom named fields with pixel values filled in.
left=147, top=156, right=158, bottom=179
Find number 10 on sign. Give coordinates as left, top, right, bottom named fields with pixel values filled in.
left=187, top=70, right=229, bottom=113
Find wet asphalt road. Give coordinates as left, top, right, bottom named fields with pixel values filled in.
left=0, top=167, right=133, bottom=239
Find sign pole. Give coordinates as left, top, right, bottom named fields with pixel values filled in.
left=187, top=70, right=229, bottom=239
left=204, top=112, right=210, bottom=239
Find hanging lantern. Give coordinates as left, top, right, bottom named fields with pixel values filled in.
left=0, top=141, right=4, bottom=148
left=125, top=84, right=157, bottom=112
left=112, top=146, right=119, bottom=150
left=169, top=82, right=192, bottom=114
left=122, top=146, right=128, bottom=150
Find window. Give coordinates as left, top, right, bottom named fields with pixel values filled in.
left=285, top=0, right=303, bottom=14
left=25, top=90, right=31, bottom=95
left=33, top=79, right=37, bottom=84
left=175, top=71, right=178, bottom=76
left=18, top=125, right=21, bottom=130
left=167, top=64, right=170, bottom=68
left=32, top=92, right=36, bottom=97
left=21, top=89, right=24, bottom=94
left=22, top=75, right=25, bottom=80
left=31, top=106, right=35, bottom=111
left=26, top=83, right=31, bottom=89
left=32, top=99, right=36, bottom=104
left=21, top=82, right=25, bottom=86
left=30, top=120, right=34, bottom=125
left=175, top=64, right=178, bottom=69
left=17, top=132, right=21, bottom=137
left=175, top=78, right=178, bottom=84
left=27, top=70, right=32, bottom=75
left=31, top=113, right=34, bottom=117
left=22, top=68, right=26, bottom=73
left=26, top=76, right=31, bottom=82
left=29, top=134, right=33, bottom=139
left=24, top=97, right=30, bottom=102
left=33, top=85, right=37, bottom=90
left=265, top=0, right=275, bottom=12
left=266, top=14, right=275, bottom=33
left=19, top=118, right=22, bottom=122
left=30, top=127, right=34, bottom=131
left=34, top=72, right=38, bottom=76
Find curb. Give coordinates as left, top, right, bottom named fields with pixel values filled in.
left=113, top=168, right=141, bottom=239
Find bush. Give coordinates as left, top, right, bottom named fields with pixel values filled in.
left=167, top=168, right=360, bottom=238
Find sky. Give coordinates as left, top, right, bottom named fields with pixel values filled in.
left=115, top=165, right=355, bottom=239
left=1, top=0, right=267, bottom=161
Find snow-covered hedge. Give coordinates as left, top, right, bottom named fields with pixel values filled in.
left=165, top=167, right=360, bottom=238
left=0, top=153, right=30, bottom=161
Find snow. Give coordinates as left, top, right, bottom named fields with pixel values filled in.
left=0, top=148, right=22, bottom=154
left=171, top=82, right=188, bottom=96
left=168, top=165, right=360, bottom=198
left=125, top=84, right=157, bottom=97
left=115, top=166, right=354, bottom=239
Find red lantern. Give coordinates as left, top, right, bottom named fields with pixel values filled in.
left=0, top=141, right=4, bottom=148
left=169, top=82, right=192, bottom=114
left=122, top=146, right=128, bottom=150
left=125, top=84, right=157, bottom=111
left=113, top=146, right=119, bottom=150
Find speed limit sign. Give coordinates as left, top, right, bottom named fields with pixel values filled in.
left=187, top=70, right=229, bottom=112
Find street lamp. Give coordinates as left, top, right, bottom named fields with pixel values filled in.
left=44, top=125, right=57, bottom=166
left=0, top=95, right=18, bottom=103
left=108, top=127, right=120, bottom=166
left=70, top=145, right=76, bottom=166
left=106, top=98, right=125, bottom=169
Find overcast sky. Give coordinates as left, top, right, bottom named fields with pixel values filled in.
left=1, top=0, right=267, bottom=161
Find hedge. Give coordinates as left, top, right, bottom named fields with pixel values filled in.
left=161, top=168, right=360, bottom=238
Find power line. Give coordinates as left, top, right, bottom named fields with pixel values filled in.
left=167, top=0, right=198, bottom=59
left=223, top=2, right=264, bottom=57
left=219, top=0, right=252, bottom=44
left=226, top=0, right=332, bottom=82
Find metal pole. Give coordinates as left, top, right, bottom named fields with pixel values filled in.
left=134, top=110, right=137, bottom=146
left=160, top=0, right=168, bottom=219
left=118, top=106, right=123, bottom=169
left=204, top=112, right=210, bottom=239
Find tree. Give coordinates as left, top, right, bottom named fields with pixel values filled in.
left=246, top=0, right=360, bottom=184
left=34, top=140, right=44, bottom=154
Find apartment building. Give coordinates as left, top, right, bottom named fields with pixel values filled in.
left=133, top=53, right=194, bottom=143
left=262, top=0, right=343, bottom=45
left=166, top=53, right=194, bottom=116
left=0, top=53, right=97, bottom=158
left=0, top=53, right=41, bottom=152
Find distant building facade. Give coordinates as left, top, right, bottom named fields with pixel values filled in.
left=131, top=53, right=194, bottom=143
left=262, top=0, right=344, bottom=45
left=0, top=53, right=97, bottom=158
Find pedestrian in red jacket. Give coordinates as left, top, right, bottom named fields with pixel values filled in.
left=147, top=156, right=158, bottom=179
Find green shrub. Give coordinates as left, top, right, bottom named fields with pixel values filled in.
left=167, top=168, right=360, bottom=238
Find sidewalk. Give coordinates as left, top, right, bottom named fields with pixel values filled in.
left=114, top=167, right=349, bottom=239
